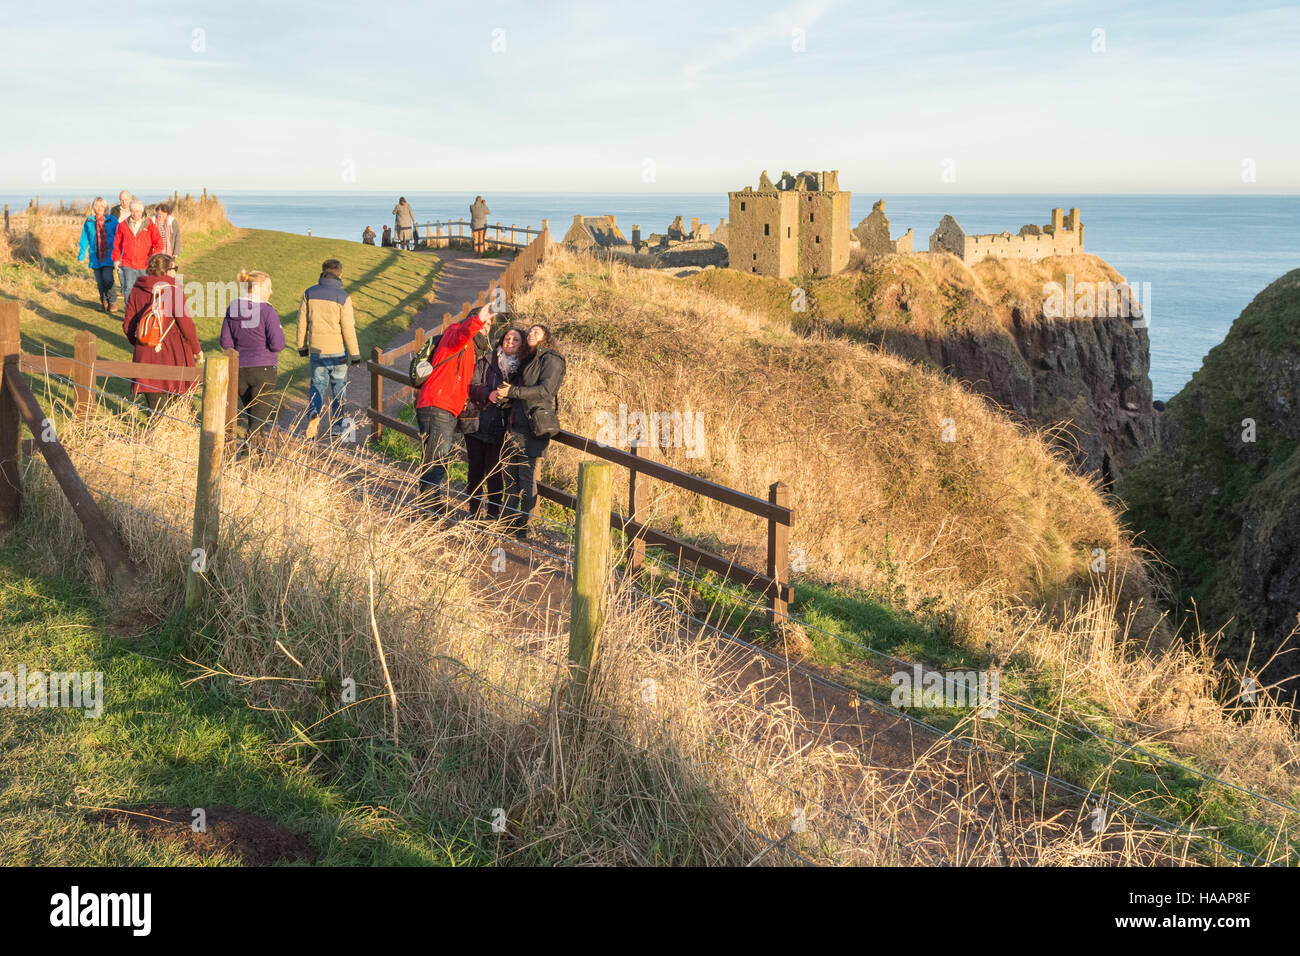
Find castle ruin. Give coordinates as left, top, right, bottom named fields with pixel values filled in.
left=727, top=169, right=851, bottom=278
left=854, top=199, right=913, bottom=256
left=929, top=208, right=1084, bottom=265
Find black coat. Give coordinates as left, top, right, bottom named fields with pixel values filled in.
left=465, top=343, right=514, bottom=445
left=507, top=346, right=566, bottom=458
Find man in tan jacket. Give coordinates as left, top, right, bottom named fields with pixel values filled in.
left=296, top=258, right=361, bottom=439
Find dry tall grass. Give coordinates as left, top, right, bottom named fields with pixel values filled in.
left=510, top=249, right=1300, bottom=816
left=13, top=395, right=1208, bottom=865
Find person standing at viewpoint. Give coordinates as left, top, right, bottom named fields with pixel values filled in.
left=469, top=195, right=490, bottom=256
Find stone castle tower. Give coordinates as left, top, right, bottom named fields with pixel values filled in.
left=727, top=169, right=851, bottom=278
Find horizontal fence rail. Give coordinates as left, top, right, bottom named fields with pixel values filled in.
left=412, top=218, right=544, bottom=251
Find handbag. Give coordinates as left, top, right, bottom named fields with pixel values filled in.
left=528, top=403, right=560, bottom=439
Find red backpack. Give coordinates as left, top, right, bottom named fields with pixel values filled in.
left=136, top=284, right=172, bottom=351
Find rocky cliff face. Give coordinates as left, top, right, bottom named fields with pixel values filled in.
left=806, top=253, right=1158, bottom=483
left=1121, top=269, right=1300, bottom=692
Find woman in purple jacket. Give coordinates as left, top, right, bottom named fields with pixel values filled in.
left=219, top=270, right=286, bottom=441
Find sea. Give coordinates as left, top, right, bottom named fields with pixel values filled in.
left=7, top=190, right=1298, bottom=401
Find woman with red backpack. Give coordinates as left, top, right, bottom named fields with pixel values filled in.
left=123, top=253, right=202, bottom=412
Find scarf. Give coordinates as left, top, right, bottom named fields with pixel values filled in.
left=497, top=350, right=520, bottom=380
left=154, top=214, right=170, bottom=251
left=94, top=216, right=109, bottom=262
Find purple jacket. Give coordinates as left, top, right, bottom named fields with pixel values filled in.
left=220, top=300, right=285, bottom=368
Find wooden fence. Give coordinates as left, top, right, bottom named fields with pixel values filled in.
left=362, top=226, right=794, bottom=623
left=413, top=218, right=545, bottom=251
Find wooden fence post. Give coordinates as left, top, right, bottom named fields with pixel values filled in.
left=73, top=331, right=96, bottom=418
left=223, top=348, right=239, bottom=440
left=186, top=351, right=230, bottom=611
left=767, top=481, right=790, bottom=625
left=628, top=444, right=646, bottom=573
left=0, top=301, right=21, bottom=530
left=568, top=461, right=613, bottom=712
left=370, top=346, right=384, bottom=438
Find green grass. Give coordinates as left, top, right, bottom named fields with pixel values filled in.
left=0, top=534, right=486, bottom=866
left=8, top=227, right=440, bottom=405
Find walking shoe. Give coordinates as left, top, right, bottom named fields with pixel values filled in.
left=304, top=416, right=321, bottom=439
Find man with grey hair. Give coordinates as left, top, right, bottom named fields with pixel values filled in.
left=112, top=200, right=162, bottom=300
left=110, top=189, right=132, bottom=222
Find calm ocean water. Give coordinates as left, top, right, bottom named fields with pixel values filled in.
left=8, top=190, right=1297, bottom=400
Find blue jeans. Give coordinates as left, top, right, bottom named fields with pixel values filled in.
left=119, top=266, right=145, bottom=300
left=308, top=353, right=349, bottom=427
left=417, top=405, right=458, bottom=512
left=93, top=266, right=117, bottom=306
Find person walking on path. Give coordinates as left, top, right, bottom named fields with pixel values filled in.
left=469, top=196, right=490, bottom=256
left=151, top=202, right=181, bottom=261
left=122, top=253, right=202, bottom=412
left=220, top=269, right=285, bottom=442
left=393, top=197, right=415, bottom=250
left=110, top=189, right=132, bottom=221
left=414, top=303, right=492, bottom=516
left=295, top=258, right=360, bottom=440
left=497, top=324, right=565, bottom=540
left=113, top=200, right=163, bottom=302
left=77, top=197, right=119, bottom=313
left=381, top=225, right=393, bottom=247
left=463, top=326, right=523, bottom=521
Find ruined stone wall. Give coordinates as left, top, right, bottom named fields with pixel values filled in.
left=929, top=208, right=1084, bottom=265
left=728, top=189, right=798, bottom=277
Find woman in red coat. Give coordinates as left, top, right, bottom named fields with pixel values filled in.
left=122, top=253, right=202, bottom=411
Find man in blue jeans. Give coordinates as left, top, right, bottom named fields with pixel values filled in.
left=296, top=259, right=360, bottom=439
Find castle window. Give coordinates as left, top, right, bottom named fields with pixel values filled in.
left=740, top=201, right=746, bottom=211
left=764, top=223, right=770, bottom=236
left=815, top=236, right=821, bottom=243
left=752, top=253, right=757, bottom=260
left=787, top=227, right=791, bottom=238
left=809, top=212, right=814, bottom=222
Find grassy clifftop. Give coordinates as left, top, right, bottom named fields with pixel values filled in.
left=679, top=252, right=1157, bottom=482
left=1122, top=269, right=1300, bottom=689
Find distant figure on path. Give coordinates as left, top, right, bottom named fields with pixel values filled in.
left=151, top=202, right=181, bottom=261
left=470, top=195, right=490, bottom=256
left=113, top=200, right=163, bottom=301
left=464, top=326, right=523, bottom=521
left=382, top=225, right=393, bottom=247
left=414, top=303, right=492, bottom=515
left=393, top=197, right=415, bottom=250
left=110, top=189, right=132, bottom=221
left=497, top=325, right=566, bottom=540
left=122, top=254, right=201, bottom=413
left=362, top=225, right=376, bottom=245
left=77, top=197, right=119, bottom=313
left=296, top=258, right=360, bottom=440
left=220, top=269, right=285, bottom=442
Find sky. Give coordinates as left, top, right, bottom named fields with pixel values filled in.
left=2, top=0, right=1298, bottom=194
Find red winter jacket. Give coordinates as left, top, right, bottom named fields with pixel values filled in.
left=123, top=275, right=201, bottom=396
left=113, top=218, right=163, bottom=269
left=415, top=308, right=489, bottom=415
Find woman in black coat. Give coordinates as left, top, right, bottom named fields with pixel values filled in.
left=497, top=325, right=566, bottom=540
left=463, top=326, right=524, bottom=520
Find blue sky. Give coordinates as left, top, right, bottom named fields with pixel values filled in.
left=2, top=0, right=1297, bottom=193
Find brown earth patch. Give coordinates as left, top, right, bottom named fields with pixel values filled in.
left=85, top=804, right=317, bottom=865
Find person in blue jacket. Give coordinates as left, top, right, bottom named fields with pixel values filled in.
left=77, top=197, right=120, bottom=313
